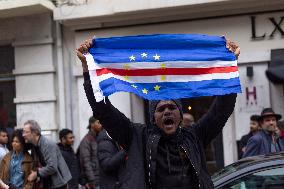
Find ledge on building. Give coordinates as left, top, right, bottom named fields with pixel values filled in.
left=0, top=0, right=55, bottom=18
left=53, top=0, right=284, bottom=30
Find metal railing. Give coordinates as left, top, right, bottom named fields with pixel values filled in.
left=0, top=0, right=89, bottom=7
left=55, top=0, right=88, bottom=6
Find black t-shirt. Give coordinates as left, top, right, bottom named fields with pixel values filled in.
left=156, top=136, right=196, bottom=189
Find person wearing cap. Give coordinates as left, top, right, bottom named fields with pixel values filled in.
left=78, top=116, right=102, bottom=189
left=243, top=108, right=284, bottom=158
left=77, top=39, right=239, bottom=189
left=238, top=115, right=261, bottom=158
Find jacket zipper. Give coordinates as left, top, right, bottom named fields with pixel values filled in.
left=181, top=145, right=200, bottom=189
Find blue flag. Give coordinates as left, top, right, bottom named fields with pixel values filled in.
left=85, top=34, right=241, bottom=101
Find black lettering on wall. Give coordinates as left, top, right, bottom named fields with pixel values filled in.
left=269, top=17, right=284, bottom=38
left=251, top=16, right=266, bottom=40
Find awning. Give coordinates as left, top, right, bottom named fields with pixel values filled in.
left=0, top=0, right=55, bottom=18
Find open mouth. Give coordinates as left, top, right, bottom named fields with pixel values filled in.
left=163, top=118, right=174, bottom=127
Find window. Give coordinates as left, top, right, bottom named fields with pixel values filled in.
left=222, top=167, right=284, bottom=189
left=0, top=45, right=16, bottom=129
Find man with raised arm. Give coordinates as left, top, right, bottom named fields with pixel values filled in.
left=77, top=38, right=240, bottom=189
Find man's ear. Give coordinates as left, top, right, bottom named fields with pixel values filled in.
left=62, top=137, right=66, bottom=144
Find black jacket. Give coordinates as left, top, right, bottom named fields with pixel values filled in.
left=83, top=72, right=236, bottom=189
left=238, top=132, right=254, bottom=159
left=97, top=129, right=127, bottom=189
left=58, top=143, right=80, bottom=189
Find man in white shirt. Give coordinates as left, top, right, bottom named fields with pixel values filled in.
left=0, top=127, right=9, bottom=163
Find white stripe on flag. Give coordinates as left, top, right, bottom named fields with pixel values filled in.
left=87, top=60, right=237, bottom=70
left=89, top=70, right=239, bottom=84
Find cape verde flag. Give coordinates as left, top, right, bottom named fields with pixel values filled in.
left=85, top=34, right=241, bottom=101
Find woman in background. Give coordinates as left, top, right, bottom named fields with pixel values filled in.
left=0, top=129, right=33, bottom=189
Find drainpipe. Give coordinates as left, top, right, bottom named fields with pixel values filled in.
left=55, top=21, right=66, bottom=131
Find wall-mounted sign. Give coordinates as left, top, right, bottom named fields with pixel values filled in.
left=239, top=85, right=267, bottom=112
left=251, top=15, right=284, bottom=40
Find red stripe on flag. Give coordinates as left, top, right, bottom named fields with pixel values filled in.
left=96, top=66, right=238, bottom=76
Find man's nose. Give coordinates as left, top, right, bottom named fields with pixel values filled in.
left=164, top=108, right=172, bottom=115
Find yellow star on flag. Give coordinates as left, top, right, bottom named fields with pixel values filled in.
left=160, top=63, right=166, bottom=69
left=131, top=84, right=138, bottom=89
left=161, top=75, right=166, bottom=81
left=141, top=53, right=147, bottom=58
left=142, top=88, right=148, bottom=94
left=153, top=54, right=160, bottom=60
left=129, top=55, right=135, bottom=61
left=123, top=64, right=130, bottom=70
left=154, top=85, right=161, bottom=91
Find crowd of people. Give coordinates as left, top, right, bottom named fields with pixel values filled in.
left=0, top=38, right=283, bottom=189
left=0, top=110, right=283, bottom=189
left=0, top=120, right=72, bottom=189
left=0, top=116, right=128, bottom=189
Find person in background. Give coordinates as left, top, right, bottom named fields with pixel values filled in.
left=58, top=129, right=80, bottom=189
left=97, top=129, right=127, bottom=189
left=0, top=128, right=9, bottom=163
left=0, top=129, right=34, bottom=189
left=243, top=108, right=284, bottom=158
left=276, top=120, right=284, bottom=139
left=78, top=117, right=102, bottom=189
left=23, top=120, right=71, bottom=189
left=181, top=113, right=195, bottom=128
left=238, top=115, right=260, bottom=158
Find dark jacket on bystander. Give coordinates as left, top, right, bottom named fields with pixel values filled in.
left=58, top=143, right=80, bottom=189
left=242, top=130, right=284, bottom=158
left=97, top=129, right=127, bottom=189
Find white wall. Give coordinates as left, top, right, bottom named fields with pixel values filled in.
left=234, top=63, right=271, bottom=140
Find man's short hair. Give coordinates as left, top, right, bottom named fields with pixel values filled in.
left=250, top=115, right=260, bottom=122
left=24, top=120, right=41, bottom=136
left=59, top=128, right=73, bottom=140
left=0, top=127, right=7, bottom=134
left=87, top=116, right=98, bottom=129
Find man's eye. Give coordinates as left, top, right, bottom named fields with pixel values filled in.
left=157, top=105, right=177, bottom=112
left=168, top=105, right=177, bottom=110
left=157, top=107, right=165, bottom=112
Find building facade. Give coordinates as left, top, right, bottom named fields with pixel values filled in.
left=0, top=0, right=61, bottom=139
